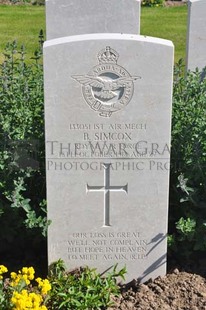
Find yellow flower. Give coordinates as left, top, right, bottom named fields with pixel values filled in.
left=0, top=265, right=8, bottom=274
left=0, top=265, right=8, bottom=280
left=36, top=278, right=51, bottom=295
left=11, top=290, right=47, bottom=310
left=22, top=274, right=30, bottom=285
left=9, top=266, right=49, bottom=309
left=10, top=272, right=22, bottom=287
left=11, top=272, right=17, bottom=279
left=10, top=266, right=35, bottom=287
left=22, top=267, right=35, bottom=281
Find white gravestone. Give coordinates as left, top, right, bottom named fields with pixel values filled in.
left=44, top=33, right=174, bottom=282
left=186, top=0, right=206, bottom=71
left=46, top=0, right=141, bottom=40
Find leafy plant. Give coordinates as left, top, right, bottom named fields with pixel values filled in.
left=176, top=217, right=196, bottom=240
left=47, top=260, right=126, bottom=310
left=169, top=60, right=206, bottom=260
left=141, top=0, right=165, bottom=7
left=0, top=34, right=48, bottom=272
left=9, top=0, right=45, bottom=4
left=0, top=34, right=47, bottom=225
left=31, top=0, right=45, bottom=5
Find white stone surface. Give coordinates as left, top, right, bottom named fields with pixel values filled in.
left=44, top=33, right=174, bottom=283
left=186, top=0, right=206, bottom=71
left=46, top=0, right=141, bottom=40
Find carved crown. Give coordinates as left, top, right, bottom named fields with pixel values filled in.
left=97, top=46, right=119, bottom=64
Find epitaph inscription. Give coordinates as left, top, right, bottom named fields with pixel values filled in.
left=72, top=47, right=141, bottom=117
left=67, top=231, right=148, bottom=261
left=87, top=163, right=128, bottom=227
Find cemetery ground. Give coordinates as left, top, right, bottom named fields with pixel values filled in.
left=0, top=2, right=206, bottom=310
left=109, top=270, right=206, bottom=309
left=0, top=5, right=187, bottom=62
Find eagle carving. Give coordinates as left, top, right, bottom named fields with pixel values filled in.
left=72, top=75, right=141, bottom=100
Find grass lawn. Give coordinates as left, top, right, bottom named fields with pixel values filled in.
left=141, top=6, right=187, bottom=63
left=0, top=5, right=187, bottom=63
left=0, top=5, right=45, bottom=62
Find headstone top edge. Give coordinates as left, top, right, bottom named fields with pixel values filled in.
left=189, top=0, right=203, bottom=4
left=43, top=34, right=174, bottom=49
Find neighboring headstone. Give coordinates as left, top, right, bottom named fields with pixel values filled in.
left=44, top=33, right=174, bottom=282
left=186, top=0, right=206, bottom=71
left=45, top=0, right=141, bottom=40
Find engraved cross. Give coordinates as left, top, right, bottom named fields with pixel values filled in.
left=86, top=163, right=128, bottom=227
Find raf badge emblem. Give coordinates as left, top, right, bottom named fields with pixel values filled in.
left=72, top=46, right=141, bottom=117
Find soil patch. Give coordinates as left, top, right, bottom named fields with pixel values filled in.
left=109, top=270, right=206, bottom=309
left=0, top=0, right=12, bottom=4
left=0, top=0, right=25, bottom=4
left=165, top=1, right=187, bottom=6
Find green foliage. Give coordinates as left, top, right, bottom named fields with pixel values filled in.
left=0, top=34, right=48, bottom=271
left=0, top=283, right=11, bottom=309
left=0, top=36, right=47, bottom=231
left=169, top=60, right=206, bottom=259
left=47, top=260, right=126, bottom=310
left=0, top=266, right=11, bottom=309
left=176, top=217, right=196, bottom=240
left=8, top=0, right=45, bottom=4
left=141, top=0, right=164, bottom=7
left=31, top=0, right=45, bottom=5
